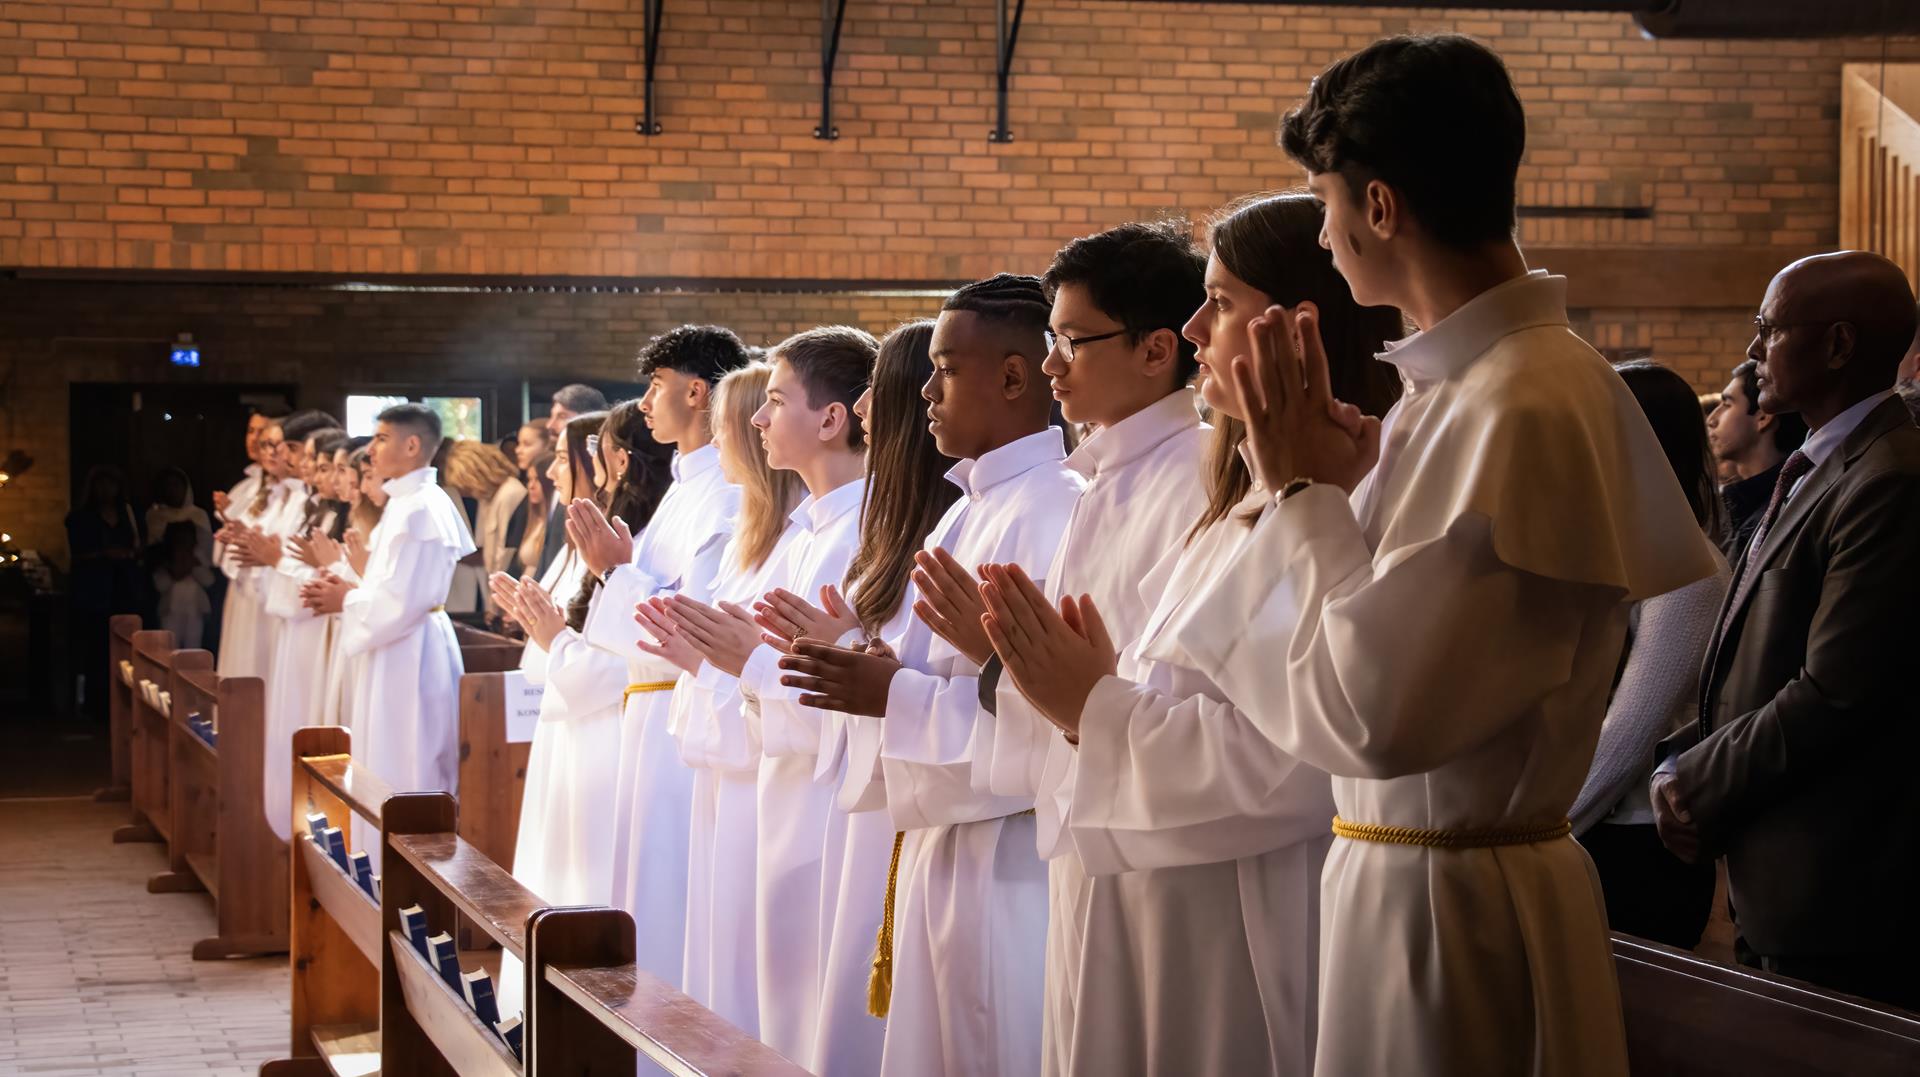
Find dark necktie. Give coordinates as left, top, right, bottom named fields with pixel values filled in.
left=1721, top=449, right=1812, bottom=634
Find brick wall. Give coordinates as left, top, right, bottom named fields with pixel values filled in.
left=0, top=1, right=1915, bottom=279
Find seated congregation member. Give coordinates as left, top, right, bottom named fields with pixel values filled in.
left=568, top=326, right=749, bottom=985
left=779, top=276, right=1083, bottom=1077
left=1655, top=252, right=1920, bottom=1010
left=749, top=320, right=960, bottom=1075
left=302, top=404, right=475, bottom=823
left=632, top=365, right=801, bottom=1035
left=1570, top=361, right=1730, bottom=950
left=444, top=439, right=529, bottom=622
left=978, top=193, right=1402, bottom=1077
left=908, top=219, right=1213, bottom=1075
left=1707, top=359, right=1808, bottom=558
left=1116, top=36, right=1713, bottom=1074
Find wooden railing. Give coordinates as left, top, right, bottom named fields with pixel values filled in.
left=1841, top=63, right=1920, bottom=291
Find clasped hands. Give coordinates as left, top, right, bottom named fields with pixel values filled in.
left=1228, top=303, right=1382, bottom=495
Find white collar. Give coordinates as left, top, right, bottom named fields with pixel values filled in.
left=945, top=427, right=1067, bottom=500
left=1067, top=388, right=1202, bottom=479
left=382, top=466, right=436, bottom=497
left=1800, top=390, right=1894, bottom=469
left=1379, top=270, right=1570, bottom=384
left=791, top=476, right=865, bottom=532
left=672, top=443, right=721, bottom=483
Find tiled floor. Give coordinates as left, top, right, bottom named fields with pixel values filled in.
left=0, top=796, right=288, bottom=1076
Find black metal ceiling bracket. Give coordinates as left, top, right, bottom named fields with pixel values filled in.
left=636, top=0, right=664, bottom=135
left=814, top=0, right=851, bottom=140
left=989, top=0, right=1027, bottom=143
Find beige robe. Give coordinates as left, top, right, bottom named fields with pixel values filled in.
left=1172, top=272, right=1719, bottom=1075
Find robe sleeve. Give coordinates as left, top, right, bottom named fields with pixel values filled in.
left=683, top=661, right=759, bottom=773
left=1174, top=484, right=1605, bottom=781
left=581, top=562, right=661, bottom=659
left=338, top=531, right=460, bottom=658
left=543, top=628, right=631, bottom=719
left=1672, top=467, right=1920, bottom=849
left=882, top=665, right=986, bottom=769
left=1069, top=672, right=1333, bottom=873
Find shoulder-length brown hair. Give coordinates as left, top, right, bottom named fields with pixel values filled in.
left=1192, top=191, right=1406, bottom=539
left=844, top=320, right=959, bottom=632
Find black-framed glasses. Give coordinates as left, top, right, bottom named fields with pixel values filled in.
left=1044, top=328, right=1131, bottom=361
left=1753, top=316, right=1840, bottom=340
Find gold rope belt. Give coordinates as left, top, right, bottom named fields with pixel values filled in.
left=429, top=604, right=445, bottom=613
left=869, top=808, right=1035, bottom=1018
left=1331, top=815, right=1572, bottom=849
left=622, top=680, right=678, bottom=708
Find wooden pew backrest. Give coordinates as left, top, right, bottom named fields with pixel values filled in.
left=1616, top=934, right=1920, bottom=1075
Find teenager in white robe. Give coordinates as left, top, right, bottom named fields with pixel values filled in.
left=256, top=424, right=346, bottom=843
left=571, top=327, right=751, bottom=986
left=305, top=405, right=475, bottom=810
left=321, top=447, right=385, bottom=731
left=662, top=331, right=875, bottom=1072
left=904, top=230, right=1212, bottom=1076
left=780, top=282, right=1082, bottom=1077
left=217, top=417, right=299, bottom=680
left=214, top=413, right=270, bottom=677
left=749, top=323, right=958, bottom=1077
left=1145, top=40, right=1714, bottom=1073
left=977, top=195, right=1410, bottom=1076
left=638, top=368, right=801, bottom=1035
left=486, top=414, right=615, bottom=1019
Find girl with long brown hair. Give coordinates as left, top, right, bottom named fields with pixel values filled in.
left=976, top=191, right=1404, bottom=1076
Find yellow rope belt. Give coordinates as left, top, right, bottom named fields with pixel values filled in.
left=1331, top=815, right=1572, bottom=849
left=429, top=604, right=445, bottom=613
left=622, top=681, right=678, bottom=708
left=869, top=808, right=1035, bottom=1018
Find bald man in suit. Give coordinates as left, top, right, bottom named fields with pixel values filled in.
left=1655, top=251, right=1920, bottom=1009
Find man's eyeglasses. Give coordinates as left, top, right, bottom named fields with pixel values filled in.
left=1044, top=328, right=1131, bottom=361
left=1753, top=316, right=1841, bottom=340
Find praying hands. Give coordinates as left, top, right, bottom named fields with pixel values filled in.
left=300, top=571, right=354, bottom=615
left=978, top=562, right=1117, bottom=740
left=634, top=597, right=706, bottom=676
left=911, top=547, right=993, bottom=666
left=1233, top=304, right=1381, bottom=494
left=659, top=594, right=762, bottom=677
left=752, top=584, right=861, bottom=653
left=565, top=498, right=634, bottom=577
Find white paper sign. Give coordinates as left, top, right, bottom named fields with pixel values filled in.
left=501, top=670, right=545, bottom=744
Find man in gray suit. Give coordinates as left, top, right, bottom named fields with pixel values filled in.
left=1654, top=251, right=1920, bottom=1009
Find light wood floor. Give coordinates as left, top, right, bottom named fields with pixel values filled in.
left=0, top=796, right=287, bottom=1076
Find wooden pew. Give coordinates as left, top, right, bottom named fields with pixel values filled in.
left=95, top=613, right=142, bottom=803
left=379, top=791, right=539, bottom=1077
left=1616, top=933, right=1920, bottom=1074
left=114, top=629, right=185, bottom=845
left=528, top=906, right=814, bottom=1076
left=456, top=624, right=525, bottom=675
left=261, top=727, right=394, bottom=1077
left=159, top=657, right=286, bottom=959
